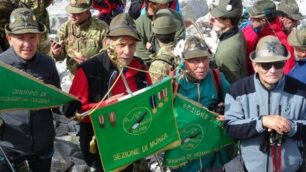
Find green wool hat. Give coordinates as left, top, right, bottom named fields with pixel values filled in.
left=66, top=0, right=92, bottom=14
left=183, top=36, right=211, bottom=60
left=148, top=0, right=171, bottom=4
left=278, top=0, right=303, bottom=20
left=250, top=35, right=290, bottom=63
left=107, top=13, right=140, bottom=41
left=249, top=0, right=276, bottom=18
left=5, top=7, right=46, bottom=34
left=288, top=26, right=306, bottom=50
left=152, top=9, right=178, bottom=34
left=211, top=0, right=243, bottom=18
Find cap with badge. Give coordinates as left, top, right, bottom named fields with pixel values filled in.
left=5, top=7, right=46, bottom=34
left=66, top=0, right=92, bottom=14
left=278, top=0, right=303, bottom=20
left=288, top=26, right=306, bottom=50
left=248, top=0, right=276, bottom=18
left=107, top=13, right=140, bottom=41
left=183, top=36, right=211, bottom=60
left=250, top=35, right=290, bottom=63
left=152, top=9, right=178, bottom=35
left=211, top=0, right=243, bottom=18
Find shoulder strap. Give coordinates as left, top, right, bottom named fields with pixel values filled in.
left=210, top=68, right=222, bottom=102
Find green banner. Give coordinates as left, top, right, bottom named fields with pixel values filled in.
left=163, top=94, right=233, bottom=168
left=0, top=61, right=77, bottom=111
left=91, top=77, right=181, bottom=172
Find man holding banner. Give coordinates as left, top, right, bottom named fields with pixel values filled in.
left=67, top=13, right=152, bottom=171
left=0, top=8, right=61, bottom=172
left=170, top=36, right=231, bottom=172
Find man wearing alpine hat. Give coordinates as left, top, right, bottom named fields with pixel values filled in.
left=225, top=35, right=306, bottom=172
left=0, top=7, right=61, bottom=172
left=210, top=0, right=248, bottom=83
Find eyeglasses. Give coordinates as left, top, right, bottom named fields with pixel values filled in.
left=259, top=61, right=285, bottom=70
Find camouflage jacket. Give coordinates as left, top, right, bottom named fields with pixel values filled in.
left=135, top=9, right=185, bottom=65
left=54, top=17, right=108, bottom=74
left=20, top=0, right=52, bottom=30
left=149, top=42, right=177, bottom=83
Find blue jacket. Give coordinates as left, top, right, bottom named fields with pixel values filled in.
left=289, top=59, right=306, bottom=84
left=173, top=70, right=230, bottom=172
left=224, top=74, right=306, bottom=172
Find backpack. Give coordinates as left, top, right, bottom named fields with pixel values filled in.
left=210, top=68, right=222, bottom=103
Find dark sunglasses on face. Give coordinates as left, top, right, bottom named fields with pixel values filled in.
left=259, top=61, right=285, bottom=70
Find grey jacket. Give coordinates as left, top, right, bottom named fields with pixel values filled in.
left=224, top=74, right=306, bottom=172
left=0, top=47, right=60, bottom=155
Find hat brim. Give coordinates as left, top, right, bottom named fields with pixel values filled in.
left=211, top=7, right=242, bottom=18
left=248, top=8, right=265, bottom=18
left=249, top=51, right=290, bottom=63
left=107, top=28, right=140, bottom=41
left=290, top=45, right=306, bottom=50
left=184, top=51, right=211, bottom=60
left=287, top=30, right=306, bottom=49
left=5, top=23, right=46, bottom=35
left=66, top=5, right=89, bottom=14
left=290, top=14, right=304, bottom=20
left=152, top=26, right=178, bottom=34
left=248, top=14, right=265, bottom=18
left=277, top=9, right=304, bottom=20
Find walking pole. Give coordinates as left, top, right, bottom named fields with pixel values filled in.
left=199, top=157, right=203, bottom=172
left=154, top=153, right=165, bottom=172
left=0, top=145, right=15, bottom=172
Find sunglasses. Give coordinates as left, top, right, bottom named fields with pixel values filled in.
left=259, top=61, right=285, bottom=70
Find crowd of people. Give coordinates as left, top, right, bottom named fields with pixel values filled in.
left=0, top=0, right=306, bottom=172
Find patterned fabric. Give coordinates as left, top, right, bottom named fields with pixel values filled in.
left=135, top=9, right=185, bottom=64
left=149, top=42, right=177, bottom=83
left=54, top=17, right=108, bottom=74
left=20, top=0, right=52, bottom=30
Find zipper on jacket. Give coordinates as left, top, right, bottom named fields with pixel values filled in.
left=268, top=91, right=271, bottom=114
left=24, top=62, right=35, bottom=152
left=197, top=83, right=200, bottom=103
left=257, top=105, right=260, bottom=116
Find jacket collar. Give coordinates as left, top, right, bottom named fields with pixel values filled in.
left=8, top=47, right=36, bottom=64
left=219, top=27, right=239, bottom=41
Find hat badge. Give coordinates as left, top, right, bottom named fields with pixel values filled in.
left=10, top=16, right=16, bottom=23
left=266, top=41, right=278, bottom=52
left=21, top=15, right=29, bottom=27
left=226, top=4, right=232, bottom=11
